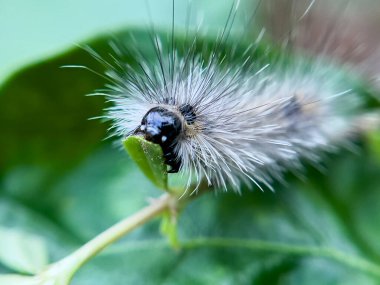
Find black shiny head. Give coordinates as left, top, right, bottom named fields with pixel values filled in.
left=137, top=107, right=183, bottom=173
left=140, top=107, right=182, bottom=146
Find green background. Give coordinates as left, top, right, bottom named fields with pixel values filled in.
left=0, top=0, right=380, bottom=284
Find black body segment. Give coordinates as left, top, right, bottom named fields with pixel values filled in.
left=179, top=104, right=197, bottom=124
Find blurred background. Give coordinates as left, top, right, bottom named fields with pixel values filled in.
left=1, top=1, right=380, bottom=284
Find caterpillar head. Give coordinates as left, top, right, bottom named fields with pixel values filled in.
left=135, top=104, right=197, bottom=173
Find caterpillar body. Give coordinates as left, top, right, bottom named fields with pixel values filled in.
left=91, top=0, right=379, bottom=192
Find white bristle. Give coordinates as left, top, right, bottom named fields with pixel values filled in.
left=93, top=0, right=378, bottom=192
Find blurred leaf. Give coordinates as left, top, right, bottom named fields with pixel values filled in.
left=124, top=136, right=168, bottom=190
left=0, top=275, right=39, bottom=285
left=0, top=227, right=48, bottom=274
left=366, top=130, right=380, bottom=162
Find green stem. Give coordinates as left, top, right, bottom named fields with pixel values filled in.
left=46, top=193, right=173, bottom=284
left=100, top=238, right=380, bottom=278
left=183, top=238, right=380, bottom=278
left=88, top=237, right=380, bottom=278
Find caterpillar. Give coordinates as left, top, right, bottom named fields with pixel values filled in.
left=88, top=0, right=379, bottom=192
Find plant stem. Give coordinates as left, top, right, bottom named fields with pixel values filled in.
left=47, top=193, right=172, bottom=283
left=183, top=238, right=380, bottom=278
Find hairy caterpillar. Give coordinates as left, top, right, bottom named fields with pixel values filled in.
left=88, top=0, right=379, bottom=192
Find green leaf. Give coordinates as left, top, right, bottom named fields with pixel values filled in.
left=124, top=136, right=168, bottom=190
left=0, top=227, right=48, bottom=274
